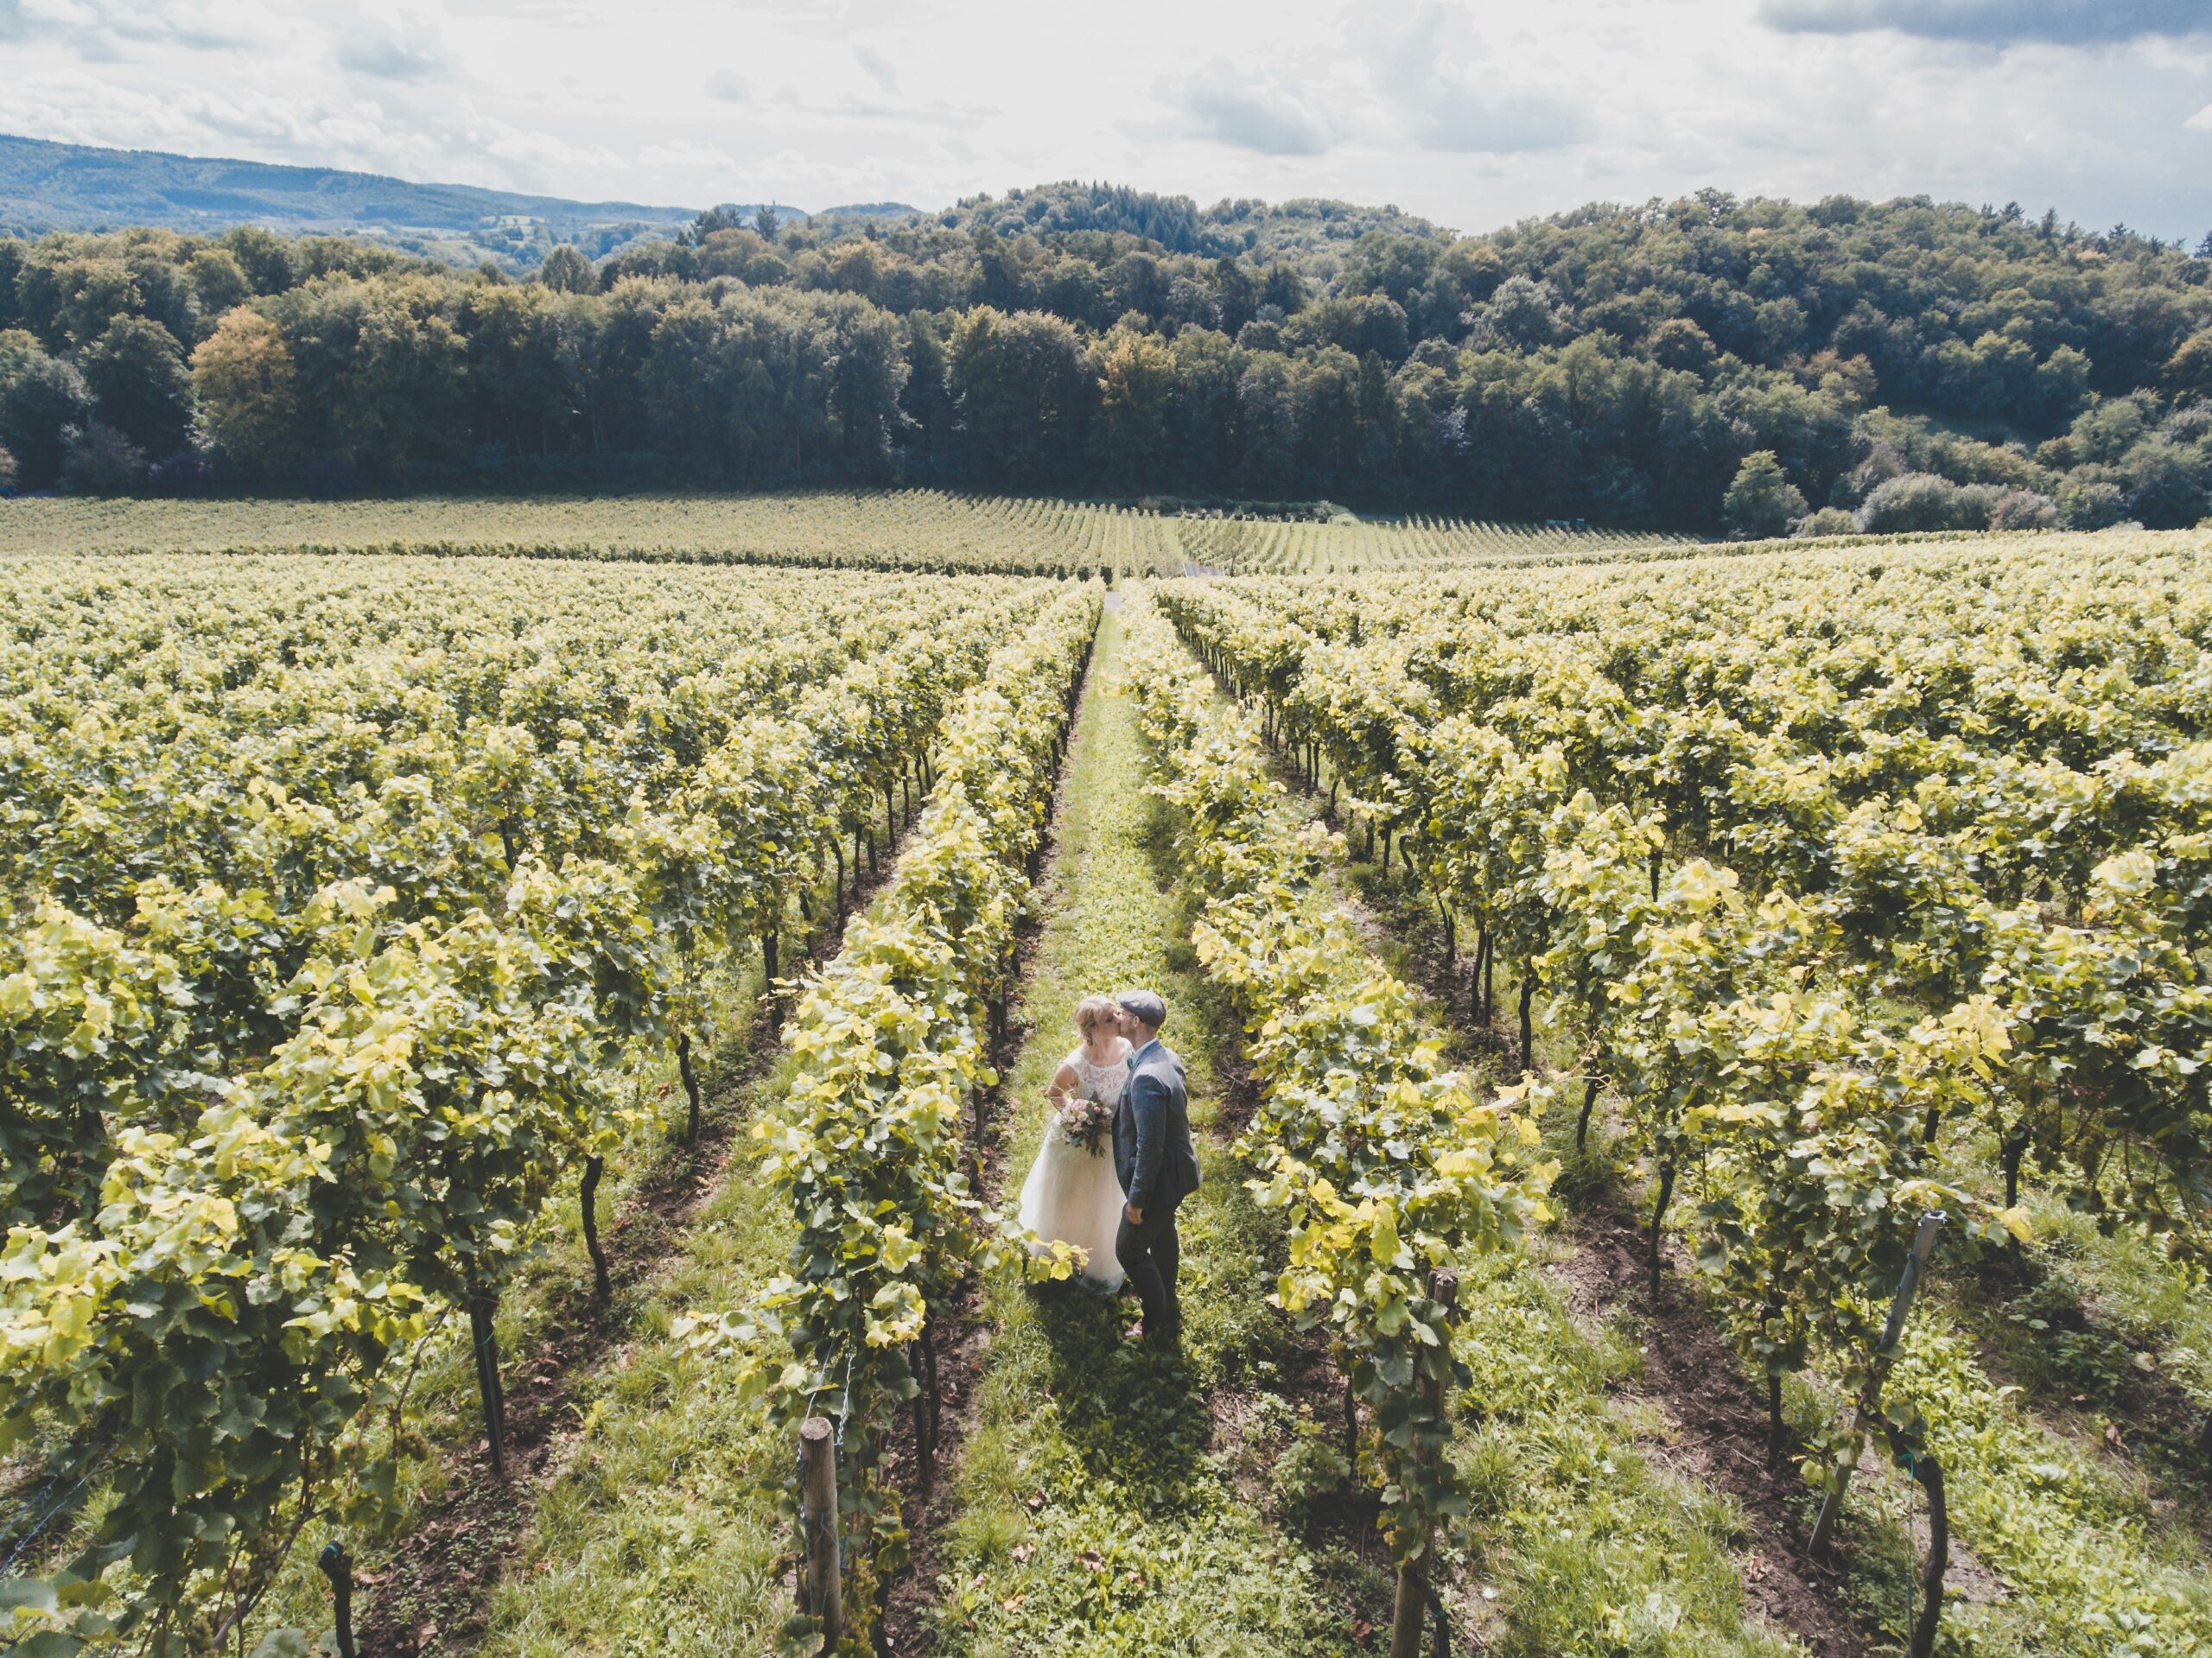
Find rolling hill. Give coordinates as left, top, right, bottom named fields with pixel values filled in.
left=0, top=132, right=911, bottom=270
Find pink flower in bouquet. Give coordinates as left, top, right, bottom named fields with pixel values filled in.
left=1056, top=1096, right=1114, bottom=1154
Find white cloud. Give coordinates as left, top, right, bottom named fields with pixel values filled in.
left=852, top=42, right=898, bottom=94
left=0, top=0, right=246, bottom=56
left=639, top=137, right=739, bottom=172
left=1158, top=58, right=1336, bottom=156
left=1759, top=0, right=2212, bottom=47
left=335, top=32, right=443, bottom=81
left=1356, top=0, right=1590, bottom=154
left=465, top=115, right=622, bottom=178
left=0, top=0, right=2204, bottom=238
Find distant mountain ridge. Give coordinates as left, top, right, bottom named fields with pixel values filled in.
left=0, top=133, right=915, bottom=270
left=0, top=136, right=1446, bottom=276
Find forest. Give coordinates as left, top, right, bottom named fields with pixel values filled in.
left=1, top=181, right=2209, bottom=533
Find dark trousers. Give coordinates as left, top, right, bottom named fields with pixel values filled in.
left=1116, top=1201, right=1182, bottom=1337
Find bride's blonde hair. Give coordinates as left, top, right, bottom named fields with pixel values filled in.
left=1074, top=994, right=1118, bottom=1038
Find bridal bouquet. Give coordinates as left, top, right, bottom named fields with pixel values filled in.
left=1056, top=1096, right=1114, bottom=1155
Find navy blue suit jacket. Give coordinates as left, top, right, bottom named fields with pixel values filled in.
left=1113, top=1038, right=1200, bottom=1212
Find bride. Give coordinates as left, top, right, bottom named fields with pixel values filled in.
left=1017, top=995, right=1131, bottom=1293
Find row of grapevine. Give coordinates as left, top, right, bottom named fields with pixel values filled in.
left=1155, top=534, right=2212, bottom=1651
left=678, top=582, right=1102, bottom=1652
left=1167, top=534, right=2212, bottom=1267
left=1117, top=592, right=1553, bottom=1654
left=0, top=494, right=1166, bottom=579
left=1, top=492, right=1694, bottom=579
left=1158, top=572, right=2024, bottom=1405
left=1168, top=512, right=1691, bottom=574
left=0, top=554, right=1070, bottom=1651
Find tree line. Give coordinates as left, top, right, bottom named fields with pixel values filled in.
left=0, top=188, right=2208, bottom=533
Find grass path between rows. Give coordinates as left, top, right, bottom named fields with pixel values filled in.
left=461, top=1063, right=802, bottom=1658
left=921, top=612, right=1367, bottom=1657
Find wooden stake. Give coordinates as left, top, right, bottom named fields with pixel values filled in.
left=800, top=1416, right=842, bottom=1651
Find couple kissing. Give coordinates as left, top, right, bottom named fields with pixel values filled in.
left=1014, top=989, right=1200, bottom=1345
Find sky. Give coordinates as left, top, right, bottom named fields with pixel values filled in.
left=2, top=0, right=2209, bottom=240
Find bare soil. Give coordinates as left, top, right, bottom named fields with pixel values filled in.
left=1548, top=1196, right=1870, bottom=1657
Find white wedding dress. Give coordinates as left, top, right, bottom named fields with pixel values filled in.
left=1017, top=1044, right=1130, bottom=1293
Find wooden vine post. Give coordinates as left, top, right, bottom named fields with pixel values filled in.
left=1808, top=1210, right=1946, bottom=1555
left=316, top=1540, right=358, bottom=1658
left=1391, top=1267, right=1459, bottom=1658
left=799, top=1415, right=842, bottom=1652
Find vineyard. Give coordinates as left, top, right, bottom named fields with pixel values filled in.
left=4, top=520, right=2212, bottom=1658
left=0, top=494, right=1681, bottom=580
left=1163, top=512, right=1692, bottom=573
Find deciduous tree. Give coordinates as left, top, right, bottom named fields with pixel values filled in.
left=191, top=307, right=303, bottom=479
left=1722, top=449, right=1808, bottom=539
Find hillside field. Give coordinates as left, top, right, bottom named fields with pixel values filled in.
left=3, top=515, right=2210, bottom=1658
left=0, top=492, right=1689, bottom=576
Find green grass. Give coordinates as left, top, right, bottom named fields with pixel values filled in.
left=2016, top=1213, right=2212, bottom=1415
left=1561, top=1130, right=2212, bottom=1658
left=200, top=612, right=2212, bottom=1658
left=457, top=809, right=934, bottom=1658
left=1995, top=1212, right=2212, bottom=1429
left=1447, top=1248, right=1802, bottom=1658
left=927, top=613, right=1360, bottom=1657
left=1516, top=962, right=2212, bottom=1655
left=9, top=951, right=776, bottom=1652
left=1872, top=1319, right=2212, bottom=1656
left=1941, top=1128, right=2212, bottom=1524
left=4, top=791, right=918, bottom=1655
left=466, top=1082, right=801, bottom=1658
left=257, top=814, right=895, bottom=1653
left=1323, top=810, right=2212, bottom=1655
left=271, top=951, right=837, bottom=1655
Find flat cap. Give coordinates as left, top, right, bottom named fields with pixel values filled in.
left=1115, top=988, right=1167, bottom=1028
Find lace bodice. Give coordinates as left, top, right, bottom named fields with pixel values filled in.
left=1062, top=1045, right=1130, bottom=1107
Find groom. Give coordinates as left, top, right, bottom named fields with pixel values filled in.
left=1110, top=989, right=1200, bottom=1345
